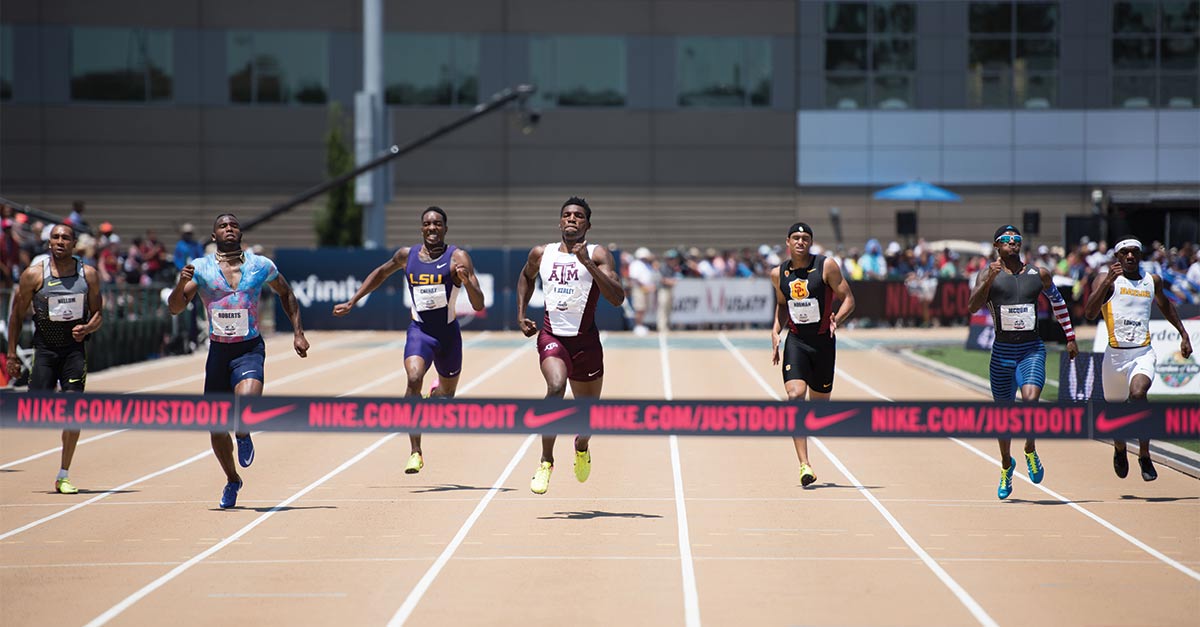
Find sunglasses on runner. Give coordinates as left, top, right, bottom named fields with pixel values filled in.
left=995, top=234, right=1022, bottom=244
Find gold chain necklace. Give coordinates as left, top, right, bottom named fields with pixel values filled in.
left=216, top=249, right=244, bottom=264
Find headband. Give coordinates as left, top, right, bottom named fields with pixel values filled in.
left=1113, top=238, right=1142, bottom=253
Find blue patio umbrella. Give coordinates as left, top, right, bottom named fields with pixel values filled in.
left=873, top=180, right=961, bottom=237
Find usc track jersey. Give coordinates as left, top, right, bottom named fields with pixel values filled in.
left=539, top=242, right=600, bottom=337
left=192, top=250, right=278, bottom=343
left=779, top=255, right=833, bottom=338
left=405, top=244, right=460, bottom=331
left=1101, top=272, right=1154, bottom=348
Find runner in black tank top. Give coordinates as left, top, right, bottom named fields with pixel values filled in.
left=770, top=222, right=856, bottom=487
left=6, top=224, right=104, bottom=494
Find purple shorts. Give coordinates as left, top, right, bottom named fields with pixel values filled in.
left=537, top=327, right=604, bottom=382
left=404, top=320, right=463, bottom=378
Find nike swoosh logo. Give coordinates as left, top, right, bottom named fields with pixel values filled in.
left=523, top=407, right=577, bottom=429
left=436, top=263, right=448, bottom=269
left=68, top=378, right=83, bottom=383
left=587, top=369, right=602, bottom=377
left=1095, top=409, right=1153, bottom=433
left=47, top=280, right=61, bottom=286
left=242, top=404, right=298, bottom=426
left=804, top=408, right=859, bottom=431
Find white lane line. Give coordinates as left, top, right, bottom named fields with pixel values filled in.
left=719, top=333, right=1000, bottom=627
left=83, top=434, right=398, bottom=627
left=208, top=592, right=347, bottom=599
left=387, top=435, right=536, bottom=627
left=0, top=430, right=127, bottom=470
left=661, top=330, right=701, bottom=627
left=948, top=437, right=1200, bottom=583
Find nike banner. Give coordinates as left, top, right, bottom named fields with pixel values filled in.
left=1, top=391, right=1195, bottom=439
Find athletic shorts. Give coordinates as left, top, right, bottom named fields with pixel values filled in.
left=404, top=320, right=463, bottom=378
left=989, top=339, right=1046, bottom=401
left=205, top=336, right=266, bottom=394
left=30, top=344, right=87, bottom=392
left=1102, top=345, right=1156, bottom=402
left=781, top=332, right=836, bottom=393
left=538, top=326, right=604, bottom=382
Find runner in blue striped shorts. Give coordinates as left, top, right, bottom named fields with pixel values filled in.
left=967, top=225, right=1078, bottom=500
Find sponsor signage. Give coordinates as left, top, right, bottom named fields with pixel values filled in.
left=670, top=278, right=775, bottom=325
left=3, top=391, right=1195, bottom=439
left=1090, top=319, right=1200, bottom=395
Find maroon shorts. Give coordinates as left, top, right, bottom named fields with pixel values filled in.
left=537, top=327, right=604, bottom=381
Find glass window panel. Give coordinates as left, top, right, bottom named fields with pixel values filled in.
left=1161, top=73, right=1198, bottom=107
left=967, top=71, right=1011, bottom=107
left=873, top=39, right=915, bottom=71
left=969, top=39, right=1012, bottom=70
left=677, top=36, right=770, bottom=107
left=1161, top=37, right=1199, bottom=69
left=1112, top=37, right=1157, bottom=69
left=1016, top=39, right=1058, bottom=71
left=1016, top=3, right=1058, bottom=33
left=70, top=27, right=173, bottom=101
left=1, top=24, right=12, bottom=100
left=1016, top=73, right=1056, bottom=108
left=1113, top=74, right=1157, bottom=106
left=969, top=3, right=1013, bottom=33
left=1161, top=2, right=1199, bottom=33
left=384, top=34, right=478, bottom=106
left=227, top=31, right=328, bottom=105
left=825, top=3, right=868, bottom=33
left=1113, top=2, right=1158, bottom=34
left=825, top=75, right=868, bottom=108
left=532, top=36, right=626, bottom=107
left=872, top=2, right=916, bottom=34
left=873, top=74, right=912, bottom=108
left=826, top=39, right=868, bottom=71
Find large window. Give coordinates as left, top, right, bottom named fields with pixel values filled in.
left=823, top=2, right=916, bottom=109
left=1113, top=1, right=1199, bottom=108
left=1, top=25, right=12, bottom=100
left=70, top=27, right=173, bottom=102
left=967, top=2, right=1059, bottom=108
left=677, top=36, right=771, bottom=107
left=228, top=31, right=328, bottom=105
left=385, top=34, right=478, bottom=106
left=530, top=36, right=626, bottom=107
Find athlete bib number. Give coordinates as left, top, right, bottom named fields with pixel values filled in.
left=546, top=284, right=584, bottom=313
left=999, top=304, right=1035, bottom=331
left=1114, top=318, right=1149, bottom=344
left=413, top=285, right=448, bottom=312
left=48, top=294, right=85, bottom=322
left=788, top=298, right=820, bottom=325
left=211, top=309, right=249, bottom=338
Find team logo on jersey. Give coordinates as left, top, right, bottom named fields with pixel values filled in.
left=409, top=273, right=444, bottom=285
left=789, top=279, right=809, bottom=300
left=548, top=262, right=579, bottom=283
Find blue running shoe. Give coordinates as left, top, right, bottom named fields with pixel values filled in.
left=236, top=435, right=254, bottom=468
left=1024, top=451, right=1044, bottom=484
left=997, top=457, right=1015, bottom=500
left=219, top=480, right=243, bottom=509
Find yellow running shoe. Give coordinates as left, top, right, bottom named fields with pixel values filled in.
left=530, top=461, right=553, bottom=494
left=574, top=449, right=591, bottom=483
left=55, top=477, right=78, bottom=494
left=799, top=463, right=817, bottom=487
left=405, top=452, right=424, bottom=474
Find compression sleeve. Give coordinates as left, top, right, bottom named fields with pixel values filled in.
left=1042, top=284, right=1075, bottom=341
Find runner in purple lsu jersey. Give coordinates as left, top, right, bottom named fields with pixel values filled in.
left=517, top=197, right=625, bottom=495
left=334, top=207, right=485, bottom=474
left=169, top=213, right=309, bottom=509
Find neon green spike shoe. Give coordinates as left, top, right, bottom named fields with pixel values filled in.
left=799, top=463, right=817, bottom=487
left=574, top=449, right=591, bottom=483
left=530, top=461, right=553, bottom=494
left=55, top=477, right=79, bottom=494
left=405, top=452, right=424, bottom=474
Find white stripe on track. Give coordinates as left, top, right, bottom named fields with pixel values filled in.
left=83, top=434, right=398, bottom=627
left=0, top=430, right=127, bottom=470
left=718, top=333, right=1001, bottom=627
left=661, top=331, right=701, bottom=627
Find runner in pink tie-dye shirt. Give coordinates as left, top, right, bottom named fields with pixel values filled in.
left=168, top=213, right=309, bottom=509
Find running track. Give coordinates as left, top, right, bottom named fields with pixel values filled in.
left=1, top=329, right=1197, bottom=627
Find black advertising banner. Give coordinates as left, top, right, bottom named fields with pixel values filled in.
left=2, top=391, right=1196, bottom=440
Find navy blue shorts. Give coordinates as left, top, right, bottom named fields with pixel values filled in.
left=989, top=339, right=1046, bottom=401
left=404, top=320, right=463, bottom=378
left=205, top=336, right=266, bottom=393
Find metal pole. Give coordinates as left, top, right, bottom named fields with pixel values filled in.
left=359, top=0, right=387, bottom=249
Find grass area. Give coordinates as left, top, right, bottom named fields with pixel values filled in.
left=913, top=346, right=1200, bottom=454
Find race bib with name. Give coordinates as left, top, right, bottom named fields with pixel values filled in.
left=999, top=303, right=1036, bottom=331
left=211, top=309, right=249, bottom=338
left=546, top=284, right=584, bottom=313
left=788, top=298, right=820, bottom=325
left=413, top=284, right=448, bottom=312
left=48, top=294, right=85, bottom=322
left=1114, top=318, right=1149, bottom=344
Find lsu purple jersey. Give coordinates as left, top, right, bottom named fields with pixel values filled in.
left=406, top=244, right=460, bottom=331
left=192, top=250, right=278, bottom=343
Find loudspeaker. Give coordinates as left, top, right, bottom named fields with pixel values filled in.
left=896, top=211, right=917, bottom=236
left=1023, top=209, right=1041, bottom=236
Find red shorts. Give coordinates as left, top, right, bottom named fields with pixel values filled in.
left=537, top=327, right=604, bottom=381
